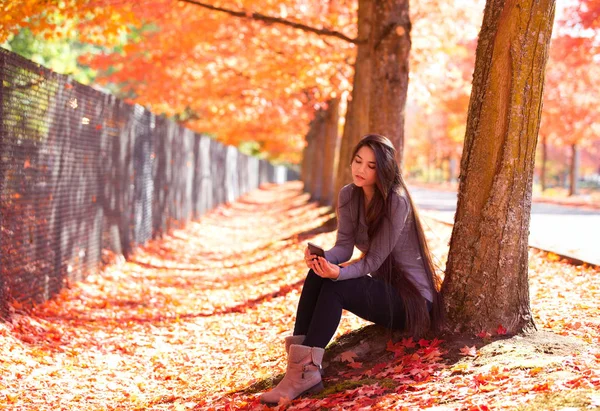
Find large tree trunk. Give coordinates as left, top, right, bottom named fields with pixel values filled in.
left=568, top=143, right=579, bottom=196
left=322, top=97, right=341, bottom=206
left=368, top=0, right=411, bottom=165
left=334, top=0, right=412, bottom=206
left=334, top=0, right=373, bottom=207
left=442, top=0, right=556, bottom=334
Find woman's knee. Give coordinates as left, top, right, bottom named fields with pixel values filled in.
left=319, top=278, right=345, bottom=299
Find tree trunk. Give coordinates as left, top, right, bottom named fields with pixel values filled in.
left=334, top=0, right=373, bottom=207
left=540, top=133, right=547, bottom=192
left=442, top=0, right=556, bottom=334
left=333, top=0, right=412, bottom=205
left=368, top=0, right=411, bottom=165
left=308, top=108, right=327, bottom=201
left=321, top=97, right=341, bottom=206
left=301, top=132, right=313, bottom=192
left=301, top=108, right=325, bottom=195
left=568, top=143, right=579, bottom=196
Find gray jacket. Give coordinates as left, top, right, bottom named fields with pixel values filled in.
left=324, top=183, right=433, bottom=302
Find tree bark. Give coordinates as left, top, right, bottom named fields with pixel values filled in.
left=540, top=133, right=547, bottom=191
left=300, top=130, right=313, bottom=192
left=321, top=97, right=341, bottom=206
left=368, top=0, right=411, bottom=165
left=442, top=0, right=556, bottom=334
left=301, top=109, right=325, bottom=194
left=308, top=108, right=327, bottom=201
left=334, top=0, right=374, bottom=208
left=568, top=143, right=579, bottom=196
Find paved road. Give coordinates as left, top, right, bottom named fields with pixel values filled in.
left=410, top=187, right=600, bottom=266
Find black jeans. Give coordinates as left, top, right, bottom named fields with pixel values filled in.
left=293, top=269, right=407, bottom=348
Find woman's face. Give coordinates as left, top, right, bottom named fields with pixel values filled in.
left=351, top=145, right=377, bottom=189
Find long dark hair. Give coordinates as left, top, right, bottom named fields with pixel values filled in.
left=348, top=134, right=444, bottom=336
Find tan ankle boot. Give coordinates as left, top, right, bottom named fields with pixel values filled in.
left=260, top=344, right=324, bottom=405
left=285, top=335, right=305, bottom=354
left=285, top=336, right=324, bottom=376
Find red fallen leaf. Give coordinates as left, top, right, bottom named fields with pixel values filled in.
left=96, top=124, right=103, bottom=130
left=418, top=338, right=430, bottom=347
left=340, top=350, right=358, bottom=363
left=429, top=338, right=444, bottom=347
left=496, top=324, right=507, bottom=335
left=370, top=362, right=388, bottom=375
left=277, top=396, right=292, bottom=407
left=395, top=385, right=408, bottom=394
left=477, top=330, right=492, bottom=339
left=401, top=337, right=416, bottom=348
left=460, top=345, right=477, bottom=357
left=420, top=347, right=442, bottom=361
left=386, top=340, right=406, bottom=357
left=348, top=361, right=363, bottom=369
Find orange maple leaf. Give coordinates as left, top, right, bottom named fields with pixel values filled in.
left=340, top=350, right=358, bottom=363
left=460, top=345, right=477, bottom=357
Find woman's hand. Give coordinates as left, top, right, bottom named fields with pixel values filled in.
left=312, top=256, right=340, bottom=280
left=303, top=248, right=340, bottom=279
left=304, top=247, right=318, bottom=270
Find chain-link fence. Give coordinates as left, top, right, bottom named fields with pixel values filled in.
left=0, top=48, right=298, bottom=317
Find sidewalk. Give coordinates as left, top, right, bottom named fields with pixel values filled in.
left=409, top=181, right=600, bottom=211
left=408, top=182, right=600, bottom=267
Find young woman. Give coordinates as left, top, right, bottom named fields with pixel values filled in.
left=260, top=134, right=444, bottom=405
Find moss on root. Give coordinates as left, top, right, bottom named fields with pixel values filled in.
left=313, top=378, right=397, bottom=399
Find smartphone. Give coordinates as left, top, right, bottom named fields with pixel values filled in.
left=307, top=242, right=325, bottom=258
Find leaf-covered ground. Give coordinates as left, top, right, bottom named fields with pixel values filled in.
left=1, top=181, right=599, bottom=410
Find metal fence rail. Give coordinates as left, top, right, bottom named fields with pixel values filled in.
left=0, top=48, right=298, bottom=317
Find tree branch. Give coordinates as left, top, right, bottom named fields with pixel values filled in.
left=179, top=0, right=360, bottom=44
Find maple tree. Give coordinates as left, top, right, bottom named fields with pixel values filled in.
left=1, top=0, right=487, bottom=168
left=403, top=38, right=476, bottom=182
left=81, top=0, right=356, bottom=164
left=2, top=0, right=356, bottom=163
left=537, top=2, right=600, bottom=195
